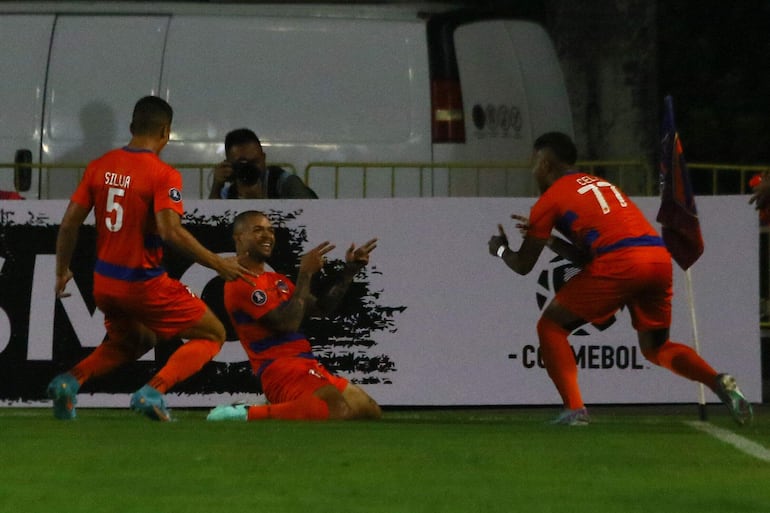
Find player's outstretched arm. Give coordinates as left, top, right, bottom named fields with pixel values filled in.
left=313, top=238, right=377, bottom=316
left=546, top=236, right=590, bottom=266
left=260, top=241, right=334, bottom=333
left=155, top=208, right=254, bottom=284
left=55, top=201, right=90, bottom=298
left=488, top=224, right=546, bottom=275
left=508, top=214, right=589, bottom=266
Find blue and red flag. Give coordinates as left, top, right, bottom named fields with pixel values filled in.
left=656, top=95, right=704, bottom=270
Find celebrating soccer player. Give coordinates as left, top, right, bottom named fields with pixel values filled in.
left=206, top=210, right=382, bottom=421
left=48, top=96, right=254, bottom=421
left=487, top=132, right=752, bottom=426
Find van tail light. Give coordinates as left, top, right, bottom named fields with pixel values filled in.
left=431, top=79, right=465, bottom=143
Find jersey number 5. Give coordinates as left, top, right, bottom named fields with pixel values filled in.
left=105, top=187, right=125, bottom=232
left=577, top=181, right=627, bottom=214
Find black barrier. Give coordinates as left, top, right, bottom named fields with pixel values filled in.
left=0, top=207, right=402, bottom=404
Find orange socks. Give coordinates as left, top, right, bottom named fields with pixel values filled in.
left=247, top=394, right=330, bottom=421
left=537, top=315, right=719, bottom=407
left=148, top=339, right=222, bottom=394
left=537, top=316, right=584, bottom=409
left=641, top=340, right=718, bottom=388
left=69, top=336, right=140, bottom=384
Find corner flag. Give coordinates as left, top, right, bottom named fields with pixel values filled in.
left=656, top=95, right=704, bottom=270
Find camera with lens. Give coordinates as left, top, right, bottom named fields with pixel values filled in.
left=231, top=159, right=262, bottom=186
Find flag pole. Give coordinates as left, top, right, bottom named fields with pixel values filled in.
left=684, top=267, right=707, bottom=420
left=657, top=95, right=707, bottom=421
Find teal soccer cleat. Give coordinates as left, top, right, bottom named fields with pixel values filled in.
left=130, top=384, right=172, bottom=422
left=207, top=404, right=248, bottom=422
left=47, top=372, right=80, bottom=420
left=550, top=407, right=590, bottom=426
left=714, top=373, right=753, bottom=426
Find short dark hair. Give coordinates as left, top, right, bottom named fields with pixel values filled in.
left=232, top=210, right=268, bottom=235
left=533, top=132, right=578, bottom=165
left=225, top=128, right=261, bottom=155
left=130, top=96, right=173, bottom=136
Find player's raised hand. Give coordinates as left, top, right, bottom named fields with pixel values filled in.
left=510, top=214, right=530, bottom=237
left=345, top=238, right=378, bottom=271
left=300, top=241, right=336, bottom=275
left=488, top=224, right=509, bottom=257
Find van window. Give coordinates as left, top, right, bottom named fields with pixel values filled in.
left=0, top=16, right=51, bottom=146
left=452, top=20, right=572, bottom=162
left=45, top=16, right=168, bottom=147
left=163, top=16, right=422, bottom=145
left=40, top=15, right=168, bottom=198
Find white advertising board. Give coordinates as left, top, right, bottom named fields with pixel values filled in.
left=0, top=196, right=760, bottom=407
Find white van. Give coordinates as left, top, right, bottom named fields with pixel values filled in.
left=0, top=2, right=573, bottom=199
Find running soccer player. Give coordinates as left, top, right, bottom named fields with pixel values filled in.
left=487, top=131, right=753, bottom=426
left=206, top=210, right=382, bottom=421
left=47, top=96, right=254, bottom=421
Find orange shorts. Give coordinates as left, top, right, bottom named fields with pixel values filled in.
left=554, top=246, right=672, bottom=331
left=93, top=273, right=207, bottom=340
left=259, top=357, right=349, bottom=404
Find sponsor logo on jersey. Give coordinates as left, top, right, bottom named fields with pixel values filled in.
left=275, top=280, right=289, bottom=294
left=251, top=289, right=267, bottom=306
left=169, top=188, right=182, bottom=202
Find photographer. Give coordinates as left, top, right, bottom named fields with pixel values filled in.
left=209, top=128, right=318, bottom=199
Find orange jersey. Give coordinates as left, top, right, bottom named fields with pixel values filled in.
left=528, top=172, right=664, bottom=257
left=70, top=147, right=184, bottom=281
left=224, top=271, right=313, bottom=373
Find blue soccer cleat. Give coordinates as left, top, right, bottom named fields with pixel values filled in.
left=130, top=384, right=172, bottom=422
left=47, top=372, right=80, bottom=420
left=550, top=407, right=590, bottom=426
left=714, top=373, right=753, bottom=426
left=206, top=404, right=248, bottom=422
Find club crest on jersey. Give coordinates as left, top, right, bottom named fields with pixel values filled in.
left=168, top=188, right=182, bottom=202
left=251, top=289, right=268, bottom=306
left=275, top=280, right=289, bottom=293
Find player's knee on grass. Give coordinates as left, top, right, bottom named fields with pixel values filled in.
left=314, top=385, right=351, bottom=419
left=342, top=384, right=382, bottom=420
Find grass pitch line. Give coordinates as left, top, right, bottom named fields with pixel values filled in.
left=685, top=421, right=770, bottom=462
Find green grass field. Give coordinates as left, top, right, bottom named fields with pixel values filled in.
left=1, top=405, right=769, bottom=513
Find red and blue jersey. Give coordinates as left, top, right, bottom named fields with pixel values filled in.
left=70, top=147, right=184, bottom=281
left=224, top=271, right=313, bottom=373
left=528, top=171, right=663, bottom=258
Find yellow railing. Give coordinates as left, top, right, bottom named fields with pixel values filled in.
left=688, top=163, right=770, bottom=195
left=300, top=160, right=770, bottom=199
left=0, top=159, right=767, bottom=199
left=301, top=160, right=656, bottom=198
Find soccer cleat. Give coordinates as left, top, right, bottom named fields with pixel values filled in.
left=130, top=384, right=172, bottom=422
left=206, top=404, right=248, bottom=422
left=714, top=373, right=753, bottom=426
left=550, top=407, right=590, bottom=426
left=47, top=372, right=80, bottom=420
